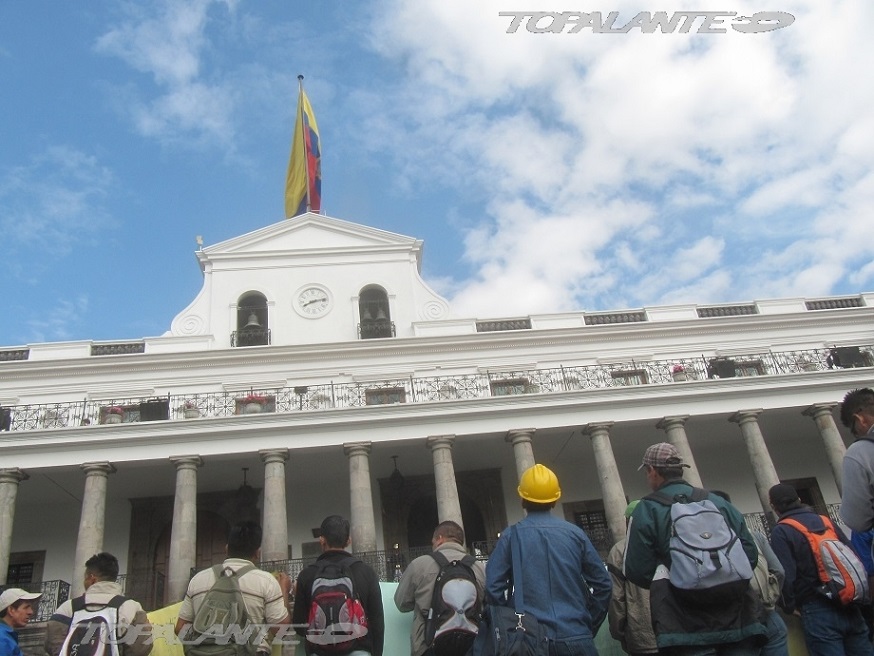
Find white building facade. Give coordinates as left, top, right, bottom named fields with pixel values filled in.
left=0, top=214, right=871, bottom=615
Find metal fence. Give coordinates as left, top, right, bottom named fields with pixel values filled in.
left=1, top=345, right=870, bottom=432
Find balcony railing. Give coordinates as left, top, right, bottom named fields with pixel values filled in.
left=0, top=345, right=871, bottom=433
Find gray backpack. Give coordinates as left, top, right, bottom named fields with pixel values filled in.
left=185, top=564, right=259, bottom=656
left=646, top=488, right=753, bottom=606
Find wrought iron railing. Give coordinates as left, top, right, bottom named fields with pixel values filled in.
left=743, top=503, right=844, bottom=537
left=1, top=345, right=871, bottom=432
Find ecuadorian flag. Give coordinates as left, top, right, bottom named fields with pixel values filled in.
left=284, top=78, right=321, bottom=217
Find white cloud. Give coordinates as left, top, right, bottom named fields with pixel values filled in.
left=25, top=296, right=90, bottom=344
left=94, top=0, right=242, bottom=148
left=0, top=146, right=114, bottom=251
left=362, top=0, right=874, bottom=315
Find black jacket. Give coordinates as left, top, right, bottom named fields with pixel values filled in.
left=769, top=506, right=852, bottom=612
left=292, top=550, right=385, bottom=656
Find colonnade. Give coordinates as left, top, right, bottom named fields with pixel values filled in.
left=0, top=403, right=847, bottom=600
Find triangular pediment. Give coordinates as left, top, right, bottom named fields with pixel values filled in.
left=201, top=212, right=419, bottom=259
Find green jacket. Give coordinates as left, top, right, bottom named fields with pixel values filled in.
left=623, top=479, right=766, bottom=648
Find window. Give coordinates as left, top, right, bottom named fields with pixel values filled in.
left=611, top=369, right=648, bottom=386
left=233, top=292, right=269, bottom=346
left=365, top=387, right=406, bottom=405
left=735, top=360, right=765, bottom=377
left=358, top=287, right=394, bottom=339
left=490, top=378, right=530, bottom=396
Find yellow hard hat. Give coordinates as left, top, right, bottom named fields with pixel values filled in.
left=518, top=464, right=561, bottom=503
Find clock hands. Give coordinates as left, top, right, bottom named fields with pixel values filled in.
left=303, top=296, right=328, bottom=307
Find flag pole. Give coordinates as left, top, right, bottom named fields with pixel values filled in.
left=297, top=74, right=312, bottom=214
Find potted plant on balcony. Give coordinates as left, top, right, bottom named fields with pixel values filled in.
left=671, top=364, right=687, bottom=382
left=241, top=394, right=267, bottom=414
left=104, top=406, right=124, bottom=424
left=181, top=401, right=200, bottom=419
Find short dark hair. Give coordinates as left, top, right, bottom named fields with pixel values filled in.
left=433, top=521, right=465, bottom=545
left=840, top=388, right=874, bottom=428
left=769, top=483, right=803, bottom=514
left=85, top=552, right=119, bottom=581
left=522, top=499, right=556, bottom=512
left=320, top=515, right=350, bottom=549
left=653, top=465, right=685, bottom=480
left=227, top=521, right=263, bottom=559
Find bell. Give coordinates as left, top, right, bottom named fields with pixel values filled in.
left=244, top=312, right=261, bottom=329
left=376, top=307, right=387, bottom=320
left=362, top=307, right=373, bottom=321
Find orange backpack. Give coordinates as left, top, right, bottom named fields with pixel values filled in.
left=779, top=515, right=870, bottom=605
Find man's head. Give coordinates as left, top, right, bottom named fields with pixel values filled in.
left=84, top=552, right=119, bottom=589
left=319, top=515, right=351, bottom=551
left=639, top=442, right=690, bottom=490
left=432, top=520, right=465, bottom=549
left=840, top=388, right=874, bottom=438
left=517, top=464, right=561, bottom=512
left=0, top=588, right=41, bottom=629
left=227, top=520, right=263, bottom=560
left=769, top=483, right=802, bottom=515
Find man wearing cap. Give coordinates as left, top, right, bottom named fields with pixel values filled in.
left=624, top=443, right=765, bottom=656
left=607, top=500, right=657, bottom=656
left=0, top=588, right=41, bottom=656
left=485, top=464, right=611, bottom=655
left=768, top=483, right=873, bottom=656
left=46, top=551, right=152, bottom=656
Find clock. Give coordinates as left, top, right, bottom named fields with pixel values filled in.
left=295, top=285, right=332, bottom=318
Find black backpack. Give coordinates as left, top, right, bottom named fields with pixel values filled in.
left=423, top=552, right=481, bottom=656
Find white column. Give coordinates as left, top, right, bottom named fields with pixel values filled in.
left=729, top=410, right=780, bottom=520
left=260, top=449, right=289, bottom=562
left=72, top=462, right=116, bottom=596
left=167, top=456, right=202, bottom=604
left=427, top=435, right=464, bottom=529
left=0, top=469, right=28, bottom=586
left=656, top=415, right=704, bottom=488
left=584, top=423, right=627, bottom=546
left=344, top=443, right=378, bottom=553
left=505, top=429, right=536, bottom=481
left=803, top=404, right=846, bottom=495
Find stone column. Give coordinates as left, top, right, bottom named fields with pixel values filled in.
left=260, top=449, right=289, bottom=562
left=427, top=435, right=464, bottom=529
left=72, top=462, right=116, bottom=596
left=729, top=410, right=780, bottom=520
left=505, top=429, right=536, bottom=481
left=803, top=404, right=846, bottom=495
left=584, top=423, right=627, bottom=546
left=167, top=456, right=203, bottom=604
left=656, top=416, right=704, bottom=488
left=343, top=443, right=378, bottom=553
left=0, top=469, right=28, bottom=586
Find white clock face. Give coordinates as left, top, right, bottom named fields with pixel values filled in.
left=296, top=286, right=331, bottom=317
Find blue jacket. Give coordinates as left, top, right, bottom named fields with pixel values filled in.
left=770, top=506, right=853, bottom=613
left=0, top=623, right=24, bottom=656
left=485, top=510, right=610, bottom=641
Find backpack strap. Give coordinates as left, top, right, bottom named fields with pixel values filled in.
left=71, top=595, right=87, bottom=613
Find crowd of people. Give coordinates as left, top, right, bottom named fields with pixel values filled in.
left=6, top=386, right=874, bottom=656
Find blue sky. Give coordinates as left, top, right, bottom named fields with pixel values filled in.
left=1, top=0, right=872, bottom=346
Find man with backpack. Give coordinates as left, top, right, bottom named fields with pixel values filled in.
left=45, top=552, right=152, bottom=656
left=175, top=521, right=291, bottom=656
left=292, top=515, right=384, bottom=656
left=393, top=520, right=486, bottom=656
left=624, top=442, right=766, bottom=656
left=767, top=483, right=873, bottom=656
